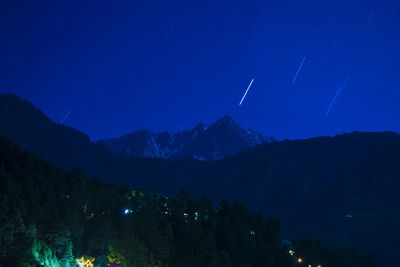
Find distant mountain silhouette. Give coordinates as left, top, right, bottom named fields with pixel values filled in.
left=0, top=93, right=93, bottom=169
left=99, top=115, right=267, bottom=160
left=1, top=93, right=400, bottom=266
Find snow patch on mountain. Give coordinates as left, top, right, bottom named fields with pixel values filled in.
left=99, top=116, right=268, bottom=160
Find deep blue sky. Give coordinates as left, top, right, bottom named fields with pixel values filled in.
left=1, top=0, right=400, bottom=140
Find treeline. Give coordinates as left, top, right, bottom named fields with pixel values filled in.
left=0, top=137, right=381, bottom=266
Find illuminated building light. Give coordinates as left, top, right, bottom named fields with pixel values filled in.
left=76, top=256, right=95, bottom=267
left=289, top=250, right=295, bottom=256
left=123, top=208, right=133, bottom=215
left=297, top=257, right=303, bottom=263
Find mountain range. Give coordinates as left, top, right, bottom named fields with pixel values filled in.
left=99, top=115, right=268, bottom=160
left=0, top=93, right=400, bottom=266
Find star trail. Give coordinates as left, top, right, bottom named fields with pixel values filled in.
left=0, top=0, right=399, bottom=140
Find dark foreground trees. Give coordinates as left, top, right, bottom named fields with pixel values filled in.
left=0, top=137, right=382, bottom=266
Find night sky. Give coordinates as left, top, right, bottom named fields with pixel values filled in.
left=1, top=0, right=400, bottom=140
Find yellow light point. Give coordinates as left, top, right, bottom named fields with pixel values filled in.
left=76, top=256, right=95, bottom=267
left=297, top=257, right=303, bottom=263
left=317, top=265, right=322, bottom=267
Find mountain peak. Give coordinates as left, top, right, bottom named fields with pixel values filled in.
left=0, top=93, right=34, bottom=109
left=217, top=115, right=236, bottom=123
left=101, top=115, right=266, bottom=160
left=212, top=115, right=239, bottom=128
left=0, top=93, right=21, bottom=101
left=0, top=93, right=57, bottom=126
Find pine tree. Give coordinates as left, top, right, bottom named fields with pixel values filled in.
left=32, top=239, right=60, bottom=267
left=45, top=221, right=74, bottom=266
left=134, top=204, right=172, bottom=264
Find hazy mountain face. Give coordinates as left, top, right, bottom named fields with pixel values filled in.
left=99, top=115, right=267, bottom=160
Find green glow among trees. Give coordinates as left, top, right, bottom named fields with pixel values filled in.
left=32, top=240, right=60, bottom=267
left=107, top=245, right=127, bottom=267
